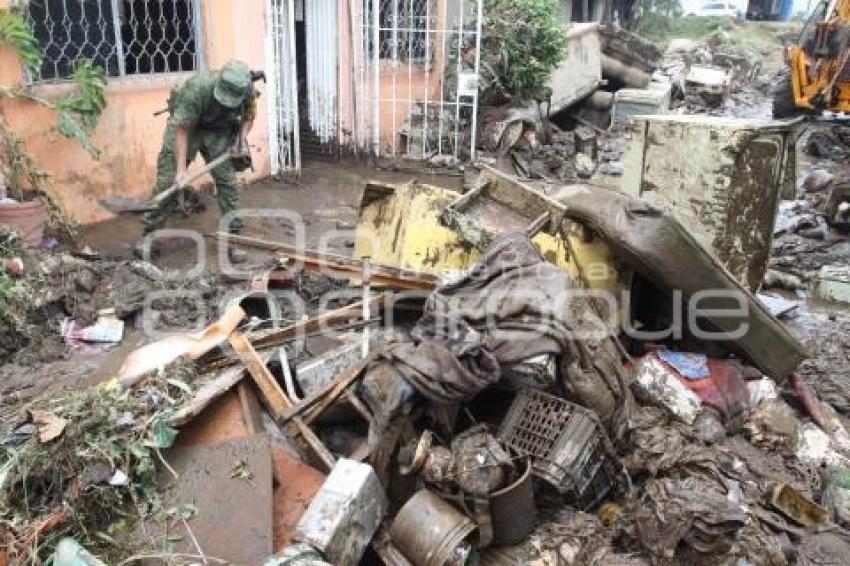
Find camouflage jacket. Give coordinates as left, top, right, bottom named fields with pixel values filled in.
left=167, top=71, right=257, bottom=133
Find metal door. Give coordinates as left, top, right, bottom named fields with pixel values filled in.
left=353, top=0, right=483, bottom=161
left=265, top=0, right=301, bottom=174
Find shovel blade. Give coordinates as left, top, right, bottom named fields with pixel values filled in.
left=98, top=197, right=157, bottom=213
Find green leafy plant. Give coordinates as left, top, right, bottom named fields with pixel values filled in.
left=483, top=0, right=566, bottom=101
left=0, top=361, right=196, bottom=563
left=0, top=119, right=79, bottom=240
left=0, top=8, right=107, bottom=158
left=0, top=7, right=107, bottom=241
left=55, top=60, right=108, bottom=158
left=0, top=8, right=42, bottom=74
left=0, top=228, right=25, bottom=320
left=0, top=270, right=25, bottom=320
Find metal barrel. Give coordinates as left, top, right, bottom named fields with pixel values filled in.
left=390, top=490, right=476, bottom=566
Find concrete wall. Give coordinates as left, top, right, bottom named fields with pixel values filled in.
left=0, top=0, right=271, bottom=225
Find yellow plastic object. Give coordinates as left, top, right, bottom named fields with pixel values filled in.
left=353, top=180, right=624, bottom=299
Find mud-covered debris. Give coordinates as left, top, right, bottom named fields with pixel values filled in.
left=632, top=354, right=702, bottom=425
left=294, top=458, right=385, bottom=566
left=0, top=358, right=196, bottom=563
left=769, top=483, right=829, bottom=527
left=806, top=126, right=850, bottom=161
left=630, top=477, right=747, bottom=561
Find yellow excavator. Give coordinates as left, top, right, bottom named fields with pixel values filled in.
left=775, top=0, right=850, bottom=118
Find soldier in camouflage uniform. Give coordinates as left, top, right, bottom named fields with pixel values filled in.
left=138, top=60, right=256, bottom=259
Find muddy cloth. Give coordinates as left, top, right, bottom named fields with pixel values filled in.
left=369, top=233, right=632, bottom=435
left=632, top=477, right=747, bottom=563
left=804, top=126, right=850, bottom=161
left=553, top=184, right=808, bottom=382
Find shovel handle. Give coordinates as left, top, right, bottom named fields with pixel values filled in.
left=152, top=152, right=231, bottom=205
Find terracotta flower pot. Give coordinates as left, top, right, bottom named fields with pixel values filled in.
left=0, top=199, right=47, bottom=247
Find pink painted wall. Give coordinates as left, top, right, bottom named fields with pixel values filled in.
left=0, top=0, right=270, bottom=225
left=337, top=0, right=449, bottom=154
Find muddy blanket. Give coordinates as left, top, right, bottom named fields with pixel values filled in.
left=366, top=234, right=632, bottom=437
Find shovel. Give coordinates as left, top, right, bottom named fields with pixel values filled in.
left=99, top=152, right=231, bottom=214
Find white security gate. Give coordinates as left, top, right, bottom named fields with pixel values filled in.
left=354, top=0, right=483, bottom=161
left=265, top=0, right=300, bottom=174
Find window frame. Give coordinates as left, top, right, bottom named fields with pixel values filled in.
left=22, top=0, right=207, bottom=84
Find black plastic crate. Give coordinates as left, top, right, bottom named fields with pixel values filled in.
left=497, top=389, right=616, bottom=510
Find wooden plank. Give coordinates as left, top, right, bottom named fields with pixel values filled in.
left=217, top=232, right=438, bottom=290
left=229, top=331, right=336, bottom=471
left=251, top=295, right=386, bottom=351
left=170, top=360, right=260, bottom=427
left=304, top=367, right=366, bottom=426
left=238, top=381, right=265, bottom=434
left=278, top=364, right=365, bottom=425
left=230, top=332, right=289, bottom=416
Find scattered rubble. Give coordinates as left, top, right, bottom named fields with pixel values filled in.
left=3, top=17, right=850, bottom=566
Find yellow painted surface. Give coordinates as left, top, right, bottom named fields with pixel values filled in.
left=354, top=181, right=624, bottom=301
left=0, top=0, right=270, bottom=225
left=354, top=182, right=478, bottom=273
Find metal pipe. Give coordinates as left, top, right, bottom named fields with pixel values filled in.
left=361, top=256, right=372, bottom=358
left=287, top=0, right=301, bottom=173
left=470, top=0, right=483, bottom=160
left=371, top=0, right=381, bottom=156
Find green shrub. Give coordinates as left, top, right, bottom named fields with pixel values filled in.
left=484, top=0, right=567, bottom=101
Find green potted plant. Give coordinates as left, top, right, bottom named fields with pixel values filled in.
left=0, top=7, right=106, bottom=246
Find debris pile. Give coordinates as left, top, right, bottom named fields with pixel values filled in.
left=769, top=127, right=850, bottom=295
left=476, top=24, right=773, bottom=186
left=3, top=158, right=850, bottom=566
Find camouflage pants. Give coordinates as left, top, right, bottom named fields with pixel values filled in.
left=142, top=124, right=242, bottom=234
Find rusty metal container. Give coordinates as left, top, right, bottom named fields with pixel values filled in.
left=489, top=458, right=536, bottom=545
left=390, top=490, right=476, bottom=566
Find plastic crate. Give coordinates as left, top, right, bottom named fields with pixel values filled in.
left=497, top=389, right=616, bottom=510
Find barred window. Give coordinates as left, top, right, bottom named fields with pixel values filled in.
left=24, top=0, right=203, bottom=81
left=370, top=0, right=432, bottom=62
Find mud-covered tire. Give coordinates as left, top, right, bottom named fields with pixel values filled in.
left=772, top=71, right=799, bottom=119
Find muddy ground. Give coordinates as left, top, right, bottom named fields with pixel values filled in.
left=0, top=161, right=461, bottom=420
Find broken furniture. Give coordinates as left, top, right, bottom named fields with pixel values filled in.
left=354, top=176, right=628, bottom=314
left=621, top=115, right=799, bottom=292
left=356, top=166, right=806, bottom=383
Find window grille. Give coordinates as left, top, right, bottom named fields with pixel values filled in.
left=24, top=0, right=204, bottom=81
left=370, top=0, right=432, bottom=62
